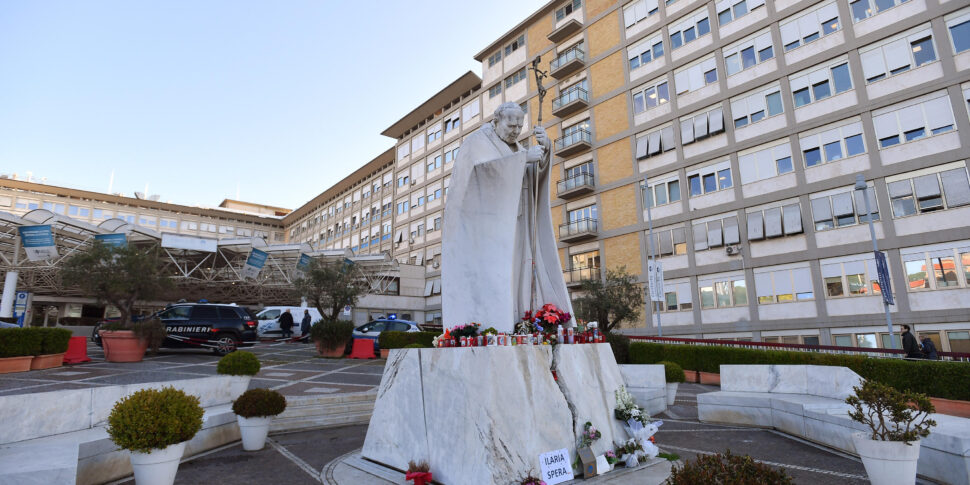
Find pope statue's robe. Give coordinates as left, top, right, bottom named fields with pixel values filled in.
left=442, top=122, right=574, bottom=333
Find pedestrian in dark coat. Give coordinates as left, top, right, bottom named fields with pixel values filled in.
left=901, top=325, right=922, bottom=359
left=300, top=310, right=312, bottom=341
left=279, top=309, right=294, bottom=339
left=920, top=335, right=939, bottom=360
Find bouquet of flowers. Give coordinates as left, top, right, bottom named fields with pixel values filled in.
left=579, top=421, right=601, bottom=448
left=480, top=327, right=498, bottom=336
left=450, top=323, right=481, bottom=338
left=614, top=386, right=649, bottom=426
left=519, top=474, right=546, bottom=485
left=605, top=449, right=618, bottom=465
left=615, top=439, right=644, bottom=468
left=521, top=303, right=571, bottom=334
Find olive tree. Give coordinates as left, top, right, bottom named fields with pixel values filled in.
left=293, top=258, right=367, bottom=323
left=571, top=266, right=645, bottom=333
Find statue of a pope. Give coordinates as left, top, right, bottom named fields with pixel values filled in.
left=442, top=102, right=575, bottom=333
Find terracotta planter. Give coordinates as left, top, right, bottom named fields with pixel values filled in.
left=698, top=371, right=721, bottom=386
left=930, top=397, right=970, bottom=418
left=683, top=369, right=700, bottom=383
left=30, top=353, right=65, bottom=370
left=315, top=340, right=346, bottom=358
left=380, top=349, right=390, bottom=359
left=100, top=330, right=148, bottom=363
left=0, top=356, right=33, bottom=374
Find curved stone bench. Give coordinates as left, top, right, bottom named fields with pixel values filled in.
left=697, top=365, right=970, bottom=485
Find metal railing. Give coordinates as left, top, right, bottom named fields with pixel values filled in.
left=557, top=172, right=594, bottom=195
left=559, top=218, right=598, bottom=238
left=625, top=335, right=970, bottom=362
left=563, top=266, right=600, bottom=285
left=555, top=129, right=592, bottom=151
left=552, top=86, right=589, bottom=111
left=551, top=45, right=585, bottom=71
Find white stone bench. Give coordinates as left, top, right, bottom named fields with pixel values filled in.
left=618, top=364, right=667, bottom=416
left=0, top=375, right=249, bottom=485
left=697, top=365, right=970, bottom=485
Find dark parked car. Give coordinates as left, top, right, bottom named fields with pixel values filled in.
left=92, top=303, right=258, bottom=356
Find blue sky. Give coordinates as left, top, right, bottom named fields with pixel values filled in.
left=0, top=1, right=542, bottom=210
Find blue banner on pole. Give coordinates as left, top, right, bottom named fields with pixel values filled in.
left=241, top=248, right=268, bottom=279
left=18, top=225, right=57, bottom=261
left=95, top=233, right=128, bottom=248
left=875, top=251, right=894, bottom=305
left=297, top=253, right=311, bottom=271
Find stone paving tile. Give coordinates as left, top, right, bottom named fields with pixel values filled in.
left=167, top=364, right=220, bottom=376
left=277, top=362, right=348, bottom=372
left=276, top=424, right=370, bottom=472
left=120, top=442, right=320, bottom=485
left=273, top=381, right=374, bottom=397
left=20, top=367, right=119, bottom=382
left=248, top=378, right=290, bottom=390
left=309, top=372, right=382, bottom=386
left=255, top=369, right=327, bottom=381
left=341, top=365, right=386, bottom=375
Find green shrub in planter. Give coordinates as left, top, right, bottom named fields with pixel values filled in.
left=658, top=360, right=685, bottom=383
left=38, top=328, right=73, bottom=355
left=107, top=387, right=204, bottom=453
left=232, top=388, right=287, bottom=418
left=0, top=328, right=43, bottom=358
left=377, top=331, right=440, bottom=349
left=606, top=333, right=631, bottom=364
left=311, top=321, right=355, bottom=351
left=404, top=343, right=425, bottom=349
left=846, top=380, right=936, bottom=444
left=667, top=450, right=793, bottom=484
left=217, top=351, right=261, bottom=376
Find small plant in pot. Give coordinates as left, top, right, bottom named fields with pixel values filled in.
left=107, top=387, right=204, bottom=485
left=310, top=321, right=354, bottom=358
left=658, top=360, right=685, bottom=406
left=217, top=351, right=261, bottom=396
left=846, top=380, right=936, bottom=485
left=232, top=388, right=287, bottom=451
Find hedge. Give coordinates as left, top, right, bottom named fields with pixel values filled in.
left=378, top=331, right=440, bottom=349
left=0, top=328, right=46, bottom=358
left=629, top=342, right=970, bottom=401
left=38, top=328, right=72, bottom=354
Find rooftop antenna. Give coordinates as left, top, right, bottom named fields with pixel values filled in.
left=108, top=170, right=114, bottom=194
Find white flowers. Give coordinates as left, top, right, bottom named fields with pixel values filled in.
left=614, top=386, right=649, bottom=425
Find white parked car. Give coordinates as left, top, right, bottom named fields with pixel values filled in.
left=256, top=306, right=322, bottom=338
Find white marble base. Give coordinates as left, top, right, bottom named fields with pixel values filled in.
left=618, top=365, right=667, bottom=416
left=362, top=344, right=634, bottom=484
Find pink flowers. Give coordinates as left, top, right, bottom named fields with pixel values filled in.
left=522, top=304, right=571, bottom=331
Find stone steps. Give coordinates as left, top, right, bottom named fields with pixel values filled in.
left=271, top=391, right=377, bottom=432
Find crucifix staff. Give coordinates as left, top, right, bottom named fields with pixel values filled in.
left=528, top=56, right=549, bottom=316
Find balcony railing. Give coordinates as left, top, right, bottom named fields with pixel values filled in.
left=563, top=266, right=601, bottom=286
left=551, top=86, right=589, bottom=118
left=559, top=218, right=598, bottom=242
left=550, top=46, right=586, bottom=79
left=557, top=172, right=595, bottom=198
left=555, top=128, right=592, bottom=157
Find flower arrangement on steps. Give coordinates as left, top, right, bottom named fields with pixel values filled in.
left=405, top=460, right=432, bottom=485
left=846, top=380, right=936, bottom=485
left=232, top=388, right=287, bottom=451
left=106, top=387, right=204, bottom=485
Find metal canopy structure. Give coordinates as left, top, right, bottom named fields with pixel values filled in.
left=0, top=210, right=401, bottom=306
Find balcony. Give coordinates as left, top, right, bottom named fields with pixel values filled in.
left=551, top=85, right=589, bottom=118
left=547, top=18, right=583, bottom=43
left=550, top=45, right=586, bottom=79
left=557, top=172, right=595, bottom=199
left=554, top=129, right=592, bottom=157
left=563, top=266, right=601, bottom=287
left=559, top=218, right=598, bottom=242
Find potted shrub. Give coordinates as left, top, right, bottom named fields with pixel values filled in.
left=232, top=388, right=287, bottom=451
left=310, top=321, right=354, bottom=358
left=658, top=360, right=685, bottom=406
left=30, top=328, right=72, bottom=370
left=0, top=327, right=42, bottom=373
left=107, top=386, right=204, bottom=485
left=217, top=350, right=261, bottom=396
left=846, top=380, right=936, bottom=485
left=667, top=450, right=792, bottom=484
left=62, top=242, right=173, bottom=363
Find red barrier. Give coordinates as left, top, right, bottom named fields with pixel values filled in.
left=348, top=338, right=376, bottom=359
left=63, top=336, right=91, bottom=364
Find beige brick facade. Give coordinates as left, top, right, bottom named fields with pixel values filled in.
left=603, top=232, right=641, bottom=274
left=600, top=184, right=637, bottom=231
left=587, top=10, right=621, bottom=59
left=589, top=50, right=624, bottom=99
left=592, top=93, right=627, bottom=141
left=595, top=138, right=632, bottom=185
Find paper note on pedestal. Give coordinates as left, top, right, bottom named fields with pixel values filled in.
left=539, top=448, right=574, bottom=485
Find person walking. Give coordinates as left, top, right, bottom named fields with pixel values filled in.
left=920, top=334, right=939, bottom=360
left=300, top=309, right=312, bottom=343
left=279, top=309, right=294, bottom=341
left=901, top=324, right=922, bottom=359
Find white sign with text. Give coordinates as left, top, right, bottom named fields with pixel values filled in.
left=539, top=448, right=574, bottom=485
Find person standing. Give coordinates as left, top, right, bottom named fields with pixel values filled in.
left=300, top=309, right=312, bottom=342
left=279, top=309, right=294, bottom=340
left=901, top=325, right=922, bottom=359
left=920, top=334, right=939, bottom=360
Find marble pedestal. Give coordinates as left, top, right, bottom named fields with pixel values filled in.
left=362, top=344, right=628, bottom=485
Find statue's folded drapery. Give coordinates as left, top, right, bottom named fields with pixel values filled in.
left=442, top=123, right=574, bottom=333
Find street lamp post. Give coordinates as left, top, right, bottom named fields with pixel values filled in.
left=644, top=176, right=663, bottom=337
left=855, top=174, right=896, bottom=349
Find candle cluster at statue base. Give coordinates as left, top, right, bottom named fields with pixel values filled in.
left=431, top=304, right=605, bottom=348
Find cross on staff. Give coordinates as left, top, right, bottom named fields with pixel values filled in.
left=527, top=57, right=549, bottom=315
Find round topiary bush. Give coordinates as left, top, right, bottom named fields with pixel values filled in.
left=232, top=388, right=287, bottom=418
left=310, top=321, right=355, bottom=351
left=404, top=342, right=425, bottom=349
left=667, top=450, right=793, bottom=484
left=107, top=387, right=204, bottom=453
left=658, top=360, right=685, bottom=383
left=217, top=351, right=261, bottom=376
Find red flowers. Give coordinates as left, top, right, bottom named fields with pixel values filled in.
left=522, top=304, right=571, bottom=331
